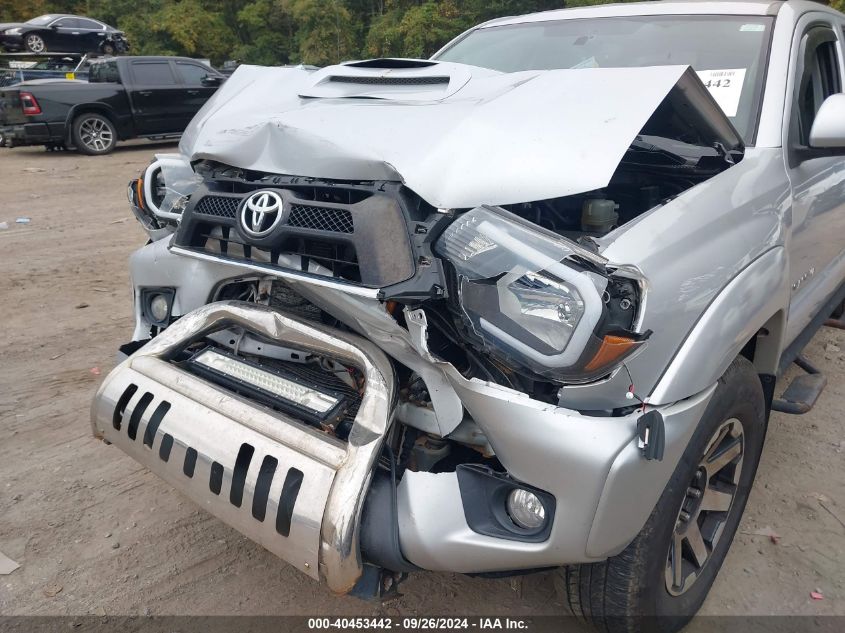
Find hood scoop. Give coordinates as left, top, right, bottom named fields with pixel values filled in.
left=328, top=75, right=450, bottom=86
left=345, top=58, right=437, bottom=69
left=300, top=60, right=474, bottom=101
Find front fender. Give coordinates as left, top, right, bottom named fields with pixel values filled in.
left=649, top=247, right=789, bottom=404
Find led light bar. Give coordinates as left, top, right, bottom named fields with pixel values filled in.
left=187, top=347, right=345, bottom=424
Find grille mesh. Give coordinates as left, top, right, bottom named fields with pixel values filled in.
left=287, top=205, right=354, bottom=234
left=193, top=196, right=354, bottom=234
left=194, top=195, right=239, bottom=218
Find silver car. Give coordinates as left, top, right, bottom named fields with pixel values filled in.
left=94, top=0, right=845, bottom=628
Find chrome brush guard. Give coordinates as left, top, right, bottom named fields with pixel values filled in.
left=91, top=301, right=396, bottom=593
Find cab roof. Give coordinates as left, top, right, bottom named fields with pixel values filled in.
left=481, top=0, right=841, bottom=28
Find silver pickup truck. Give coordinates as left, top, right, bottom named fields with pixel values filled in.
left=93, top=1, right=845, bottom=629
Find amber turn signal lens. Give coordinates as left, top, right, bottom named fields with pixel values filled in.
left=583, top=334, right=644, bottom=373
left=135, top=178, right=145, bottom=210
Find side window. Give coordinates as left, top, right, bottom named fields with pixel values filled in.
left=53, top=18, right=79, bottom=28
left=131, top=61, right=177, bottom=86
left=795, top=25, right=843, bottom=145
left=77, top=19, right=103, bottom=30
left=90, top=60, right=120, bottom=83
left=175, top=63, right=211, bottom=85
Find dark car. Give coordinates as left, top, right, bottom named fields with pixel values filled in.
left=0, top=14, right=129, bottom=55
left=0, top=56, right=224, bottom=154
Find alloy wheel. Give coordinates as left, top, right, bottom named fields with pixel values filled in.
left=78, top=117, right=114, bottom=153
left=25, top=34, right=45, bottom=53
left=665, top=418, right=744, bottom=596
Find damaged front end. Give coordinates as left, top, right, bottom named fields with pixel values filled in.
left=95, top=57, right=744, bottom=591
left=433, top=205, right=649, bottom=384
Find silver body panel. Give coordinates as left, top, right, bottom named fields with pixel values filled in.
left=397, top=382, right=714, bottom=569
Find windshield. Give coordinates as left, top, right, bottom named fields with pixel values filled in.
left=436, top=16, right=773, bottom=142
left=26, top=15, right=56, bottom=26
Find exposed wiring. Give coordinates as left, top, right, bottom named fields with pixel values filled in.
left=623, top=362, right=648, bottom=411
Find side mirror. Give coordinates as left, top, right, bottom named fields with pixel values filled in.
left=201, top=75, right=223, bottom=87
left=809, top=93, right=845, bottom=149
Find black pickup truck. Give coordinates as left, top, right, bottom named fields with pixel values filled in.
left=0, top=56, right=224, bottom=154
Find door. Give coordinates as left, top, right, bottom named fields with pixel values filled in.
left=47, top=17, right=82, bottom=52
left=75, top=18, right=108, bottom=53
left=128, top=60, right=183, bottom=135
left=785, top=16, right=845, bottom=342
left=172, top=61, right=220, bottom=129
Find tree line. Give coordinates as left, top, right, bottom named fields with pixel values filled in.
left=2, top=0, right=844, bottom=66
left=0, top=0, right=613, bottom=65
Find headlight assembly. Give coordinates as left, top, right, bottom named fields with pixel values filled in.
left=128, top=154, right=201, bottom=240
left=5, top=28, right=22, bottom=35
left=142, top=154, right=201, bottom=220
left=435, top=206, right=648, bottom=382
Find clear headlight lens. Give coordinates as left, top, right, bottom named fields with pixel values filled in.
left=5, top=28, right=22, bottom=35
left=436, top=206, right=647, bottom=381
left=503, top=271, right=585, bottom=350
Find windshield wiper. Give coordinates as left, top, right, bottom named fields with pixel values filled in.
left=626, top=135, right=734, bottom=168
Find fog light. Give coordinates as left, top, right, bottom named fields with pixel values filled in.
left=506, top=488, right=546, bottom=530
left=149, top=294, right=170, bottom=323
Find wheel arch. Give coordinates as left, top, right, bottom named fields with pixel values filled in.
left=65, top=104, right=125, bottom=143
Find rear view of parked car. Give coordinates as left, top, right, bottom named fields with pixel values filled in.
left=0, top=56, right=223, bottom=154
left=0, top=14, right=129, bottom=55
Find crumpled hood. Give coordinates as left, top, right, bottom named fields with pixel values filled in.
left=181, top=61, right=734, bottom=208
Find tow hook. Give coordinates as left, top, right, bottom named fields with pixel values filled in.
left=349, top=565, right=407, bottom=601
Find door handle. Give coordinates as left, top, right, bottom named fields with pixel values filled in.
left=138, top=90, right=153, bottom=96
left=187, top=90, right=200, bottom=95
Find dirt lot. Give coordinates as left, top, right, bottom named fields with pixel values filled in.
left=0, top=143, right=843, bottom=624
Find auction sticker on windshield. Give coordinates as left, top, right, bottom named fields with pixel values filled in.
left=695, top=68, right=746, bottom=117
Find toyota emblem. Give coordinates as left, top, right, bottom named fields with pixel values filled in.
left=239, top=190, right=283, bottom=237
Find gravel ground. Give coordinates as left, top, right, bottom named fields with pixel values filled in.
left=0, top=143, right=843, bottom=624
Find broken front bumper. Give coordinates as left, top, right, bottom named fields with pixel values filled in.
left=90, top=301, right=395, bottom=593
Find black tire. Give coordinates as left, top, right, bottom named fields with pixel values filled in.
left=71, top=113, right=117, bottom=155
left=556, top=356, right=766, bottom=633
left=24, top=33, right=46, bottom=53
left=100, top=42, right=116, bottom=56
